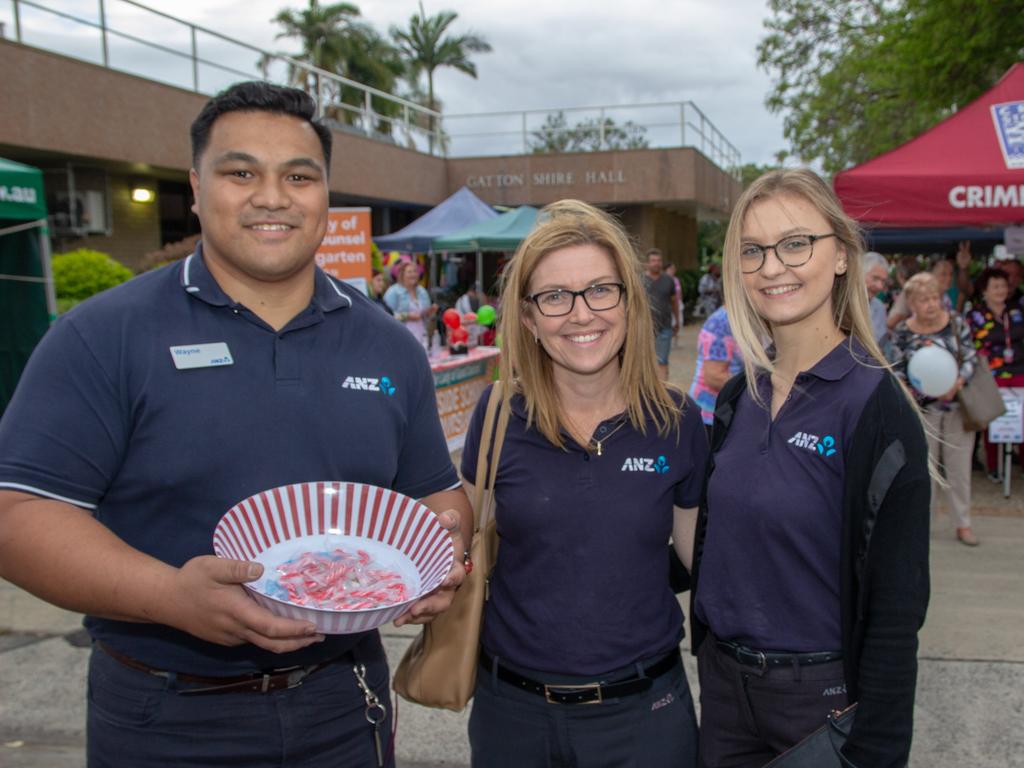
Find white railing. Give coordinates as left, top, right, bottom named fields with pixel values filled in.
left=3, top=0, right=445, bottom=154
left=443, top=102, right=742, bottom=175
left=1, top=0, right=741, bottom=172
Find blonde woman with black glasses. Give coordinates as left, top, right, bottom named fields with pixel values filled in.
left=689, top=169, right=930, bottom=768
left=460, top=200, right=709, bottom=768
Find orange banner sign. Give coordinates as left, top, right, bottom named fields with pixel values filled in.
left=315, top=207, right=372, bottom=293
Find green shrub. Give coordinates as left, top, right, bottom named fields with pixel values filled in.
left=679, top=269, right=700, bottom=305
left=52, top=249, right=134, bottom=302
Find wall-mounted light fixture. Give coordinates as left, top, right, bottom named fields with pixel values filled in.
left=131, top=185, right=155, bottom=203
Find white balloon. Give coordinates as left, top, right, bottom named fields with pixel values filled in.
left=907, top=345, right=958, bottom=397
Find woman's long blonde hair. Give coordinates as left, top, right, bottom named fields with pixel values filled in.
left=498, top=199, right=680, bottom=448
left=722, top=168, right=888, bottom=391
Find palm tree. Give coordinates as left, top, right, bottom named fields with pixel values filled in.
left=390, top=2, right=492, bottom=150
left=337, top=26, right=406, bottom=135
left=270, top=1, right=405, bottom=134
left=271, top=1, right=362, bottom=95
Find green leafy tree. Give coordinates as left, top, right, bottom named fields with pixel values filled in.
left=269, top=1, right=405, bottom=133
left=391, top=3, right=492, bottom=149
left=529, top=112, right=574, bottom=153
left=529, top=111, right=649, bottom=153
left=334, top=26, right=406, bottom=134
left=759, top=0, right=1024, bottom=172
left=270, top=1, right=362, bottom=91
left=739, top=162, right=778, bottom=188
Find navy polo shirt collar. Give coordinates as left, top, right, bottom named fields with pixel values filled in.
left=507, top=392, right=629, bottom=451
left=179, top=244, right=353, bottom=313
left=803, top=337, right=872, bottom=382
left=757, top=337, right=870, bottom=387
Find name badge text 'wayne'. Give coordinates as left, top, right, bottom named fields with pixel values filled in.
left=169, top=343, right=234, bottom=370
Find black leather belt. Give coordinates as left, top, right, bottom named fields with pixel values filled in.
left=715, top=639, right=843, bottom=670
left=97, top=641, right=352, bottom=696
left=480, top=649, right=680, bottom=705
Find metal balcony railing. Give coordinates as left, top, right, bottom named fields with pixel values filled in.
left=3, top=0, right=445, bottom=154
left=443, top=102, right=741, bottom=173
left=1, top=0, right=741, bottom=173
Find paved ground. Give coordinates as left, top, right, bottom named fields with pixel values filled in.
left=2, top=324, right=1023, bottom=767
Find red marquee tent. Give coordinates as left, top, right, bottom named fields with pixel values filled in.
left=834, top=63, right=1024, bottom=227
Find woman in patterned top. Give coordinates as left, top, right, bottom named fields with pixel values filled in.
left=966, top=267, right=1024, bottom=479
left=890, top=272, right=979, bottom=546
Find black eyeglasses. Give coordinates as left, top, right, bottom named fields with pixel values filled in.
left=526, top=282, right=625, bottom=317
left=739, top=233, right=837, bottom=274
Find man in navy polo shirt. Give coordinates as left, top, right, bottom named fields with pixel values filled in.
left=0, top=82, right=470, bottom=767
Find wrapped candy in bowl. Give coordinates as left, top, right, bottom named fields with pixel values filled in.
left=213, top=482, right=454, bottom=634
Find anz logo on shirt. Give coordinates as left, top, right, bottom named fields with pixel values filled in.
left=341, top=375, right=397, bottom=396
left=787, top=431, right=837, bottom=457
left=621, top=455, right=671, bottom=474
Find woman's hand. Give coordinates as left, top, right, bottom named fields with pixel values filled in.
left=940, top=377, right=965, bottom=402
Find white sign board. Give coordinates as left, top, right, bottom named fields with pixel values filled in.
left=988, top=388, right=1024, bottom=443
left=1006, top=226, right=1024, bottom=255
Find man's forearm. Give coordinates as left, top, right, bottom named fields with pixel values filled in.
left=0, top=491, right=176, bottom=623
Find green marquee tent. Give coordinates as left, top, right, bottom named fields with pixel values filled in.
left=433, top=206, right=539, bottom=294
left=0, top=158, right=56, bottom=415
left=432, top=205, right=539, bottom=252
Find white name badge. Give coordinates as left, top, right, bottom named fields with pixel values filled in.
left=169, top=342, right=234, bottom=370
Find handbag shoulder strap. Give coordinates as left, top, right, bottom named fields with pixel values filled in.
left=472, top=382, right=509, bottom=533
left=950, top=312, right=965, bottom=365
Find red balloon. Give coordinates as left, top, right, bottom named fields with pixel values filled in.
left=442, top=309, right=461, bottom=329
left=450, top=327, right=469, bottom=343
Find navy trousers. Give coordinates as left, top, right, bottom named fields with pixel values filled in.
left=696, top=638, right=849, bottom=768
left=86, top=637, right=394, bottom=768
left=468, top=651, right=698, bottom=768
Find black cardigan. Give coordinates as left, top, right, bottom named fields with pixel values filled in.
left=689, top=371, right=930, bottom=768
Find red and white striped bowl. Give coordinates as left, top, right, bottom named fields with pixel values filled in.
left=212, top=482, right=454, bottom=634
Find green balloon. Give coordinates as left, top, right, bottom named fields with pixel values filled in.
left=477, top=304, right=496, bottom=326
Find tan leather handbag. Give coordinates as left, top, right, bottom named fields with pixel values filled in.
left=952, top=315, right=1007, bottom=431
left=392, top=382, right=508, bottom=710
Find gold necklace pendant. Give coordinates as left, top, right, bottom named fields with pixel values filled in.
left=591, top=417, right=626, bottom=457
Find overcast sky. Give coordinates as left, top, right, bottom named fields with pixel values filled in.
left=14, top=0, right=787, bottom=165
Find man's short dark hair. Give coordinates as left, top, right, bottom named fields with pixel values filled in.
left=190, top=81, right=333, bottom=170
left=646, top=248, right=663, bottom=259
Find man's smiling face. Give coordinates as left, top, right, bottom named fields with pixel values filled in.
left=189, top=110, right=329, bottom=288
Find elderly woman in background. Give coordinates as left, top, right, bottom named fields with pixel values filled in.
left=888, top=255, right=955, bottom=330
left=384, top=260, right=436, bottom=346
left=967, top=267, right=1024, bottom=481
left=890, top=272, right=979, bottom=547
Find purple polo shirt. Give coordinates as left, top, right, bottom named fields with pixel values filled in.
left=695, top=339, right=883, bottom=652
left=461, top=386, right=709, bottom=675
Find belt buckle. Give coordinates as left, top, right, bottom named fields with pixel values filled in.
left=543, top=682, right=602, bottom=705
left=284, top=667, right=311, bottom=690
left=258, top=666, right=309, bottom=692
left=756, top=650, right=767, bottom=672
